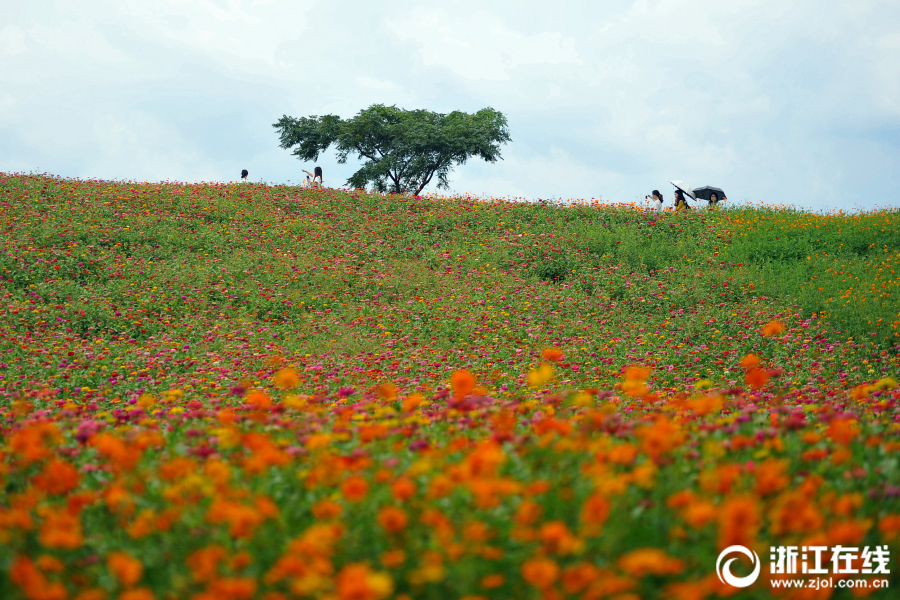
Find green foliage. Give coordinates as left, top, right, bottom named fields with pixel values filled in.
left=273, top=104, right=511, bottom=195
left=722, top=206, right=900, bottom=349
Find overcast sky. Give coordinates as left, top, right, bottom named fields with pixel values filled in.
left=2, top=0, right=898, bottom=210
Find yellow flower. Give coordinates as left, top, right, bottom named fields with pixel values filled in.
left=527, top=363, right=555, bottom=387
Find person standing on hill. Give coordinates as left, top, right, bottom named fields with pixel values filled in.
left=645, top=190, right=664, bottom=213
left=302, top=167, right=323, bottom=188
left=240, top=169, right=249, bottom=182
left=707, top=192, right=720, bottom=209
left=674, top=189, right=691, bottom=210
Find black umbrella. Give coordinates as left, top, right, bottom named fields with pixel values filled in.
left=692, top=186, right=726, bottom=202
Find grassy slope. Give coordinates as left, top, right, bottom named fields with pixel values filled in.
left=2, top=174, right=900, bottom=600
left=0, top=174, right=897, bottom=403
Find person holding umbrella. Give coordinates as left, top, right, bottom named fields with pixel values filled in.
left=669, top=180, right=695, bottom=210
left=692, top=186, right=727, bottom=209
left=674, top=189, right=692, bottom=210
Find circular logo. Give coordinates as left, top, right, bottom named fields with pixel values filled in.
left=716, top=545, right=761, bottom=588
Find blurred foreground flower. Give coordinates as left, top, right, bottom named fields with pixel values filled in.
left=762, top=320, right=785, bottom=337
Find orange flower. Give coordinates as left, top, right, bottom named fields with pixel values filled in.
left=426, top=474, right=455, bottom=499
left=622, top=366, right=651, bottom=398
left=90, top=433, right=142, bottom=473
left=206, top=577, right=257, bottom=600
left=877, top=514, right=900, bottom=541
left=335, top=563, right=393, bottom=600
left=381, top=550, right=406, bottom=569
left=683, top=500, right=717, bottom=529
left=74, top=589, right=108, bottom=600
left=561, top=563, right=599, bottom=594
left=107, top=551, right=143, bottom=587
left=522, top=557, right=559, bottom=589
left=539, top=521, right=582, bottom=555
left=186, top=545, right=227, bottom=583
left=310, top=499, right=343, bottom=520
left=617, top=548, right=684, bottom=576
left=761, top=321, right=785, bottom=337
left=158, top=457, right=197, bottom=482
left=377, top=382, right=398, bottom=401
left=462, top=520, right=491, bottom=543
left=377, top=506, right=409, bottom=534
left=827, top=519, right=872, bottom=545
left=624, top=366, right=650, bottom=382
left=10, top=423, right=63, bottom=465
left=242, top=433, right=289, bottom=474
left=699, top=464, right=742, bottom=495
left=274, top=368, right=300, bottom=390
left=769, top=490, right=823, bottom=536
left=833, top=493, right=863, bottom=516
left=745, top=368, right=770, bottom=390
left=10, top=555, right=68, bottom=600
left=607, top=444, right=639, bottom=465
left=687, top=394, right=723, bottom=417
left=635, top=417, right=684, bottom=461
left=828, top=417, right=860, bottom=445
left=463, top=441, right=506, bottom=478
left=246, top=390, right=272, bottom=410
left=718, top=496, right=760, bottom=549
left=33, top=459, right=80, bottom=495
left=102, top=484, right=135, bottom=517
left=402, top=394, right=424, bottom=412
left=580, top=493, right=611, bottom=535
left=450, top=370, right=476, bottom=399
left=231, top=551, right=252, bottom=571
left=341, top=476, right=369, bottom=502
left=287, top=523, right=345, bottom=558
left=205, top=498, right=267, bottom=538
left=481, top=574, right=505, bottom=589
left=390, top=477, right=417, bottom=502
left=754, top=458, right=790, bottom=496
left=515, top=500, right=543, bottom=526
left=542, top=347, right=564, bottom=362
left=37, top=506, right=83, bottom=549
left=118, top=589, right=155, bottom=600
left=36, top=555, right=64, bottom=573
left=739, top=354, right=760, bottom=369
left=664, top=579, right=713, bottom=600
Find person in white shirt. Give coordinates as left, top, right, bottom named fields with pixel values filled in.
left=302, top=167, right=323, bottom=188
left=240, top=169, right=249, bottom=182
left=645, top=190, right=664, bottom=212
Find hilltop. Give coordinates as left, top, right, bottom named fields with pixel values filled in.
left=0, top=174, right=896, bottom=400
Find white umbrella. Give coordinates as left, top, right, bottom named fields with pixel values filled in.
left=670, top=180, right=696, bottom=200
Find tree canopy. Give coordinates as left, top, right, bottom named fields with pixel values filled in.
left=273, top=104, right=511, bottom=195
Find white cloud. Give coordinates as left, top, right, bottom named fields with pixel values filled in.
left=0, top=25, right=28, bottom=55
left=0, top=93, right=16, bottom=126
left=27, top=20, right=128, bottom=63
left=386, top=9, right=581, bottom=81
left=89, top=111, right=223, bottom=182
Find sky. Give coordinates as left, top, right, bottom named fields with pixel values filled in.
left=1, top=0, right=899, bottom=211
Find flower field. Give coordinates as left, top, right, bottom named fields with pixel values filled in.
left=1, top=173, right=899, bottom=599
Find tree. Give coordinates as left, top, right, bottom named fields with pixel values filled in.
left=273, top=104, right=511, bottom=195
